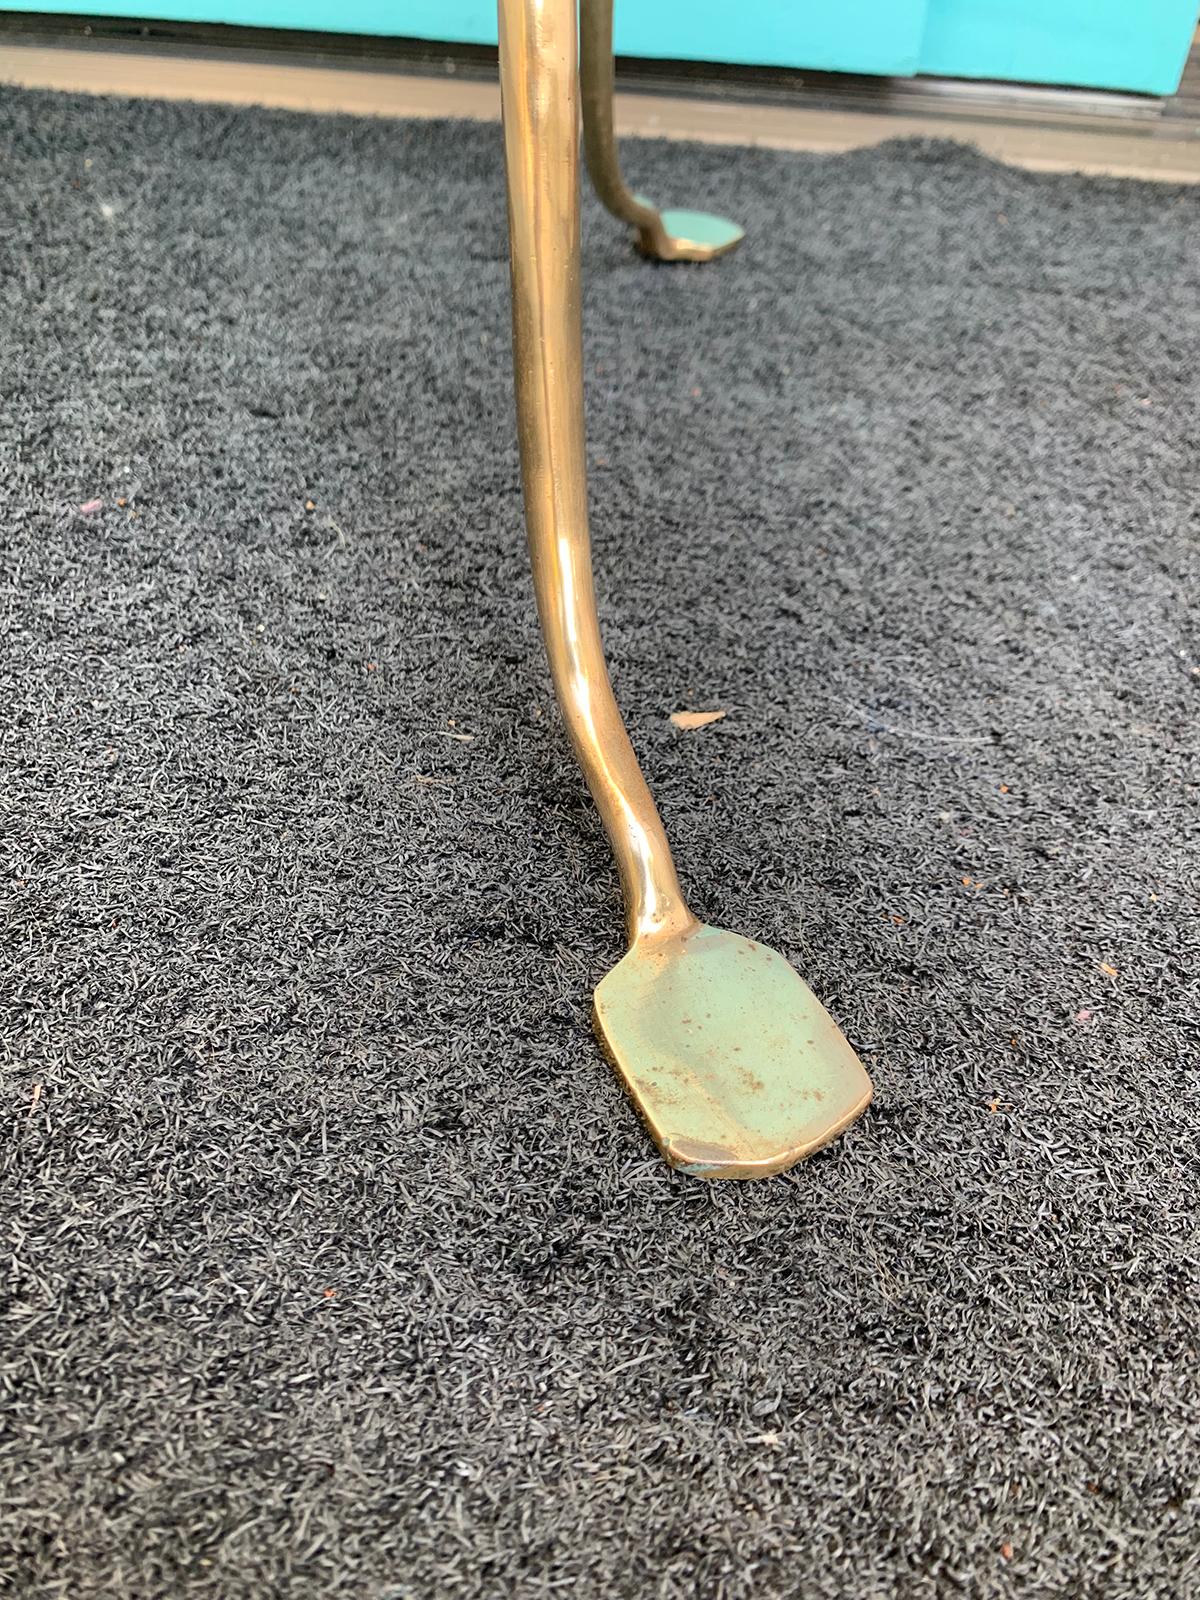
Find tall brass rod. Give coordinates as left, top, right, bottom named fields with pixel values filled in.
left=497, top=0, right=696, bottom=947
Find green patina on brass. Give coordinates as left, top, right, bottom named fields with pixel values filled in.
left=594, top=924, right=873, bottom=1179
left=650, top=207, right=745, bottom=257
left=625, top=194, right=745, bottom=262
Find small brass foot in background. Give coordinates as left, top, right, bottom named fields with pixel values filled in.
left=579, top=0, right=745, bottom=262
left=498, top=0, right=870, bottom=1178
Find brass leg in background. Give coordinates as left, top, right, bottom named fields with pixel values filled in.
left=498, top=0, right=870, bottom=1178
left=578, top=0, right=744, bottom=262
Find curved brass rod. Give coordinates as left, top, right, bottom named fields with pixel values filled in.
left=497, top=0, right=873, bottom=1180
left=579, top=0, right=744, bottom=263
left=497, top=0, right=697, bottom=947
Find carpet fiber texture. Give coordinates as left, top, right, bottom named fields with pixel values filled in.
left=2, top=85, right=1198, bottom=1600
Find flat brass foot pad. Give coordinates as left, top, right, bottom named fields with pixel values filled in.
left=635, top=204, right=745, bottom=263
left=593, top=923, right=872, bottom=1179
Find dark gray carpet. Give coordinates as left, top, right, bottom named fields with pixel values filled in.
left=2, top=84, right=1198, bottom=1600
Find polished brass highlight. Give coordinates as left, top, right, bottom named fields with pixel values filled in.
left=579, top=0, right=745, bottom=262
left=498, top=0, right=871, bottom=1178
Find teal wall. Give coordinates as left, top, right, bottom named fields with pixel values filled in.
left=5, top=0, right=1198, bottom=94
left=919, top=0, right=1198, bottom=95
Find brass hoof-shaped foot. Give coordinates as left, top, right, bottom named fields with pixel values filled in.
left=634, top=201, right=745, bottom=263
left=581, top=0, right=743, bottom=266
left=594, top=925, right=872, bottom=1179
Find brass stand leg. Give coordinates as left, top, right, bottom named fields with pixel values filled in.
left=498, top=0, right=870, bottom=1179
left=498, top=0, right=694, bottom=947
left=578, top=0, right=744, bottom=262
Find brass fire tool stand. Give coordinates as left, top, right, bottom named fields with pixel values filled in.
left=498, top=0, right=872, bottom=1178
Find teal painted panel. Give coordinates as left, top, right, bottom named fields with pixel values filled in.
left=0, top=0, right=929, bottom=75
left=918, top=0, right=1199, bottom=94
left=0, top=0, right=494, bottom=39
left=606, top=1, right=929, bottom=74
left=4, top=0, right=1195, bottom=92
